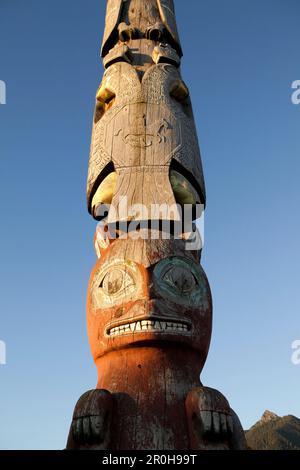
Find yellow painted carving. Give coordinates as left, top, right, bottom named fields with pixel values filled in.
left=96, top=84, right=115, bottom=112
left=92, top=172, right=118, bottom=215
left=170, top=170, right=198, bottom=205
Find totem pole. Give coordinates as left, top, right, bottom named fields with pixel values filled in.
left=66, top=0, right=246, bottom=450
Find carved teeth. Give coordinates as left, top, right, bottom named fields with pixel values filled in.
left=108, top=320, right=190, bottom=337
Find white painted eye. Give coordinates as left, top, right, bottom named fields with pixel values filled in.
left=99, top=268, right=135, bottom=297
left=92, top=261, right=144, bottom=310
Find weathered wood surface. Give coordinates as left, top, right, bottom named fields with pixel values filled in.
left=88, top=60, right=205, bottom=222
left=87, top=0, right=205, bottom=222
left=67, top=237, right=245, bottom=450
left=66, top=0, right=246, bottom=450
left=101, top=0, right=182, bottom=58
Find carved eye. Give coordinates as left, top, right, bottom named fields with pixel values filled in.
left=162, top=267, right=198, bottom=295
left=92, top=261, right=143, bottom=310
left=153, top=257, right=206, bottom=307
left=99, top=268, right=135, bottom=297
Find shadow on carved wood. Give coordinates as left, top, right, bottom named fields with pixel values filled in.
left=66, top=0, right=246, bottom=451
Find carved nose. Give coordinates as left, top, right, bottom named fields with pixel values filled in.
left=132, top=299, right=166, bottom=319
left=147, top=298, right=165, bottom=317
left=112, top=299, right=163, bottom=321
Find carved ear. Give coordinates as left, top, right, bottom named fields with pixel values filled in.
left=96, top=84, right=116, bottom=110
left=170, top=80, right=189, bottom=102
left=169, top=80, right=193, bottom=119
left=94, top=84, right=116, bottom=123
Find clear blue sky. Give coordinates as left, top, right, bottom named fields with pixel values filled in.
left=0, top=0, right=299, bottom=450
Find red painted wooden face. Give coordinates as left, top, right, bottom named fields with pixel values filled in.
left=87, top=238, right=212, bottom=365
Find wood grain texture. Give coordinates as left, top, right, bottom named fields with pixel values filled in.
left=101, top=0, right=182, bottom=58
left=66, top=236, right=245, bottom=450
left=87, top=61, right=206, bottom=220
left=88, top=0, right=205, bottom=222
left=66, top=0, right=246, bottom=451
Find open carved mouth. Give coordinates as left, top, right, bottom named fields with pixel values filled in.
left=107, top=318, right=191, bottom=337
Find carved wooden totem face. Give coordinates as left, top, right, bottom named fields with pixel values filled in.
left=87, top=0, right=206, bottom=223
left=101, top=0, right=182, bottom=58
left=66, top=0, right=247, bottom=452
left=87, top=238, right=212, bottom=370
left=88, top=61, right=205, bottom=223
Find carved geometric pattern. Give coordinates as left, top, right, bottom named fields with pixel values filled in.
left=87, top=62, right=205, bottom=208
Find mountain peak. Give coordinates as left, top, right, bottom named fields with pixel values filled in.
left=261, top=410, right=280, bottom=423
left=246, top=412, right=300, bottom=450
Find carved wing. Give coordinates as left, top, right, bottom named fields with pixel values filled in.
left=157, top=0, right=182, bottom=56
left=101, top=0, right=123, bottom=57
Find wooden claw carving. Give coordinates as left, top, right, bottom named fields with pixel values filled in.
left=185, top=387, right=246, bottom=450
left=66, top=389, right=113, bottom=450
